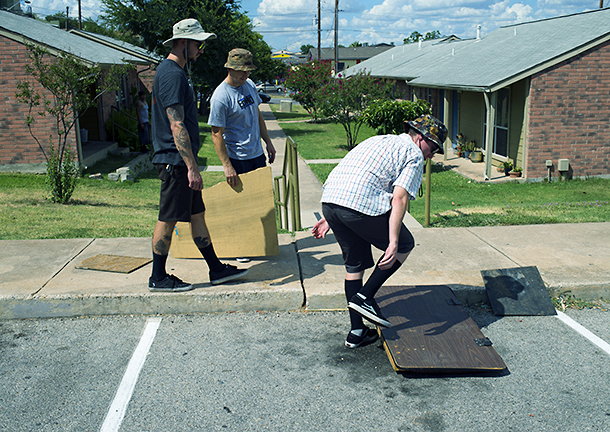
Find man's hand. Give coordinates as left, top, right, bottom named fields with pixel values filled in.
left=188, top=168, right=203, bottom=191
left=312, top=218, right=330, bottom=239
left=224, top=164, right=239, bottom=187
left=378, top=242, right=399, bottom=270
left=266, top=141, right=276, bottom=164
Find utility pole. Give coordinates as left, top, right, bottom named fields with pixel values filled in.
left=317, top=0, right=321, bottom=61
left=66, top=6, right=69, bottom=30
left=78, top=0, right=82, bottom=30
left=334, top=0, right=338, bottom=74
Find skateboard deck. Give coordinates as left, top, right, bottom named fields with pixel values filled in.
left=376, top=285, right=507, bottom=373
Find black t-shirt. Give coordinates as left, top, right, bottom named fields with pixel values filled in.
left=151, top=59, right=200, bottom=166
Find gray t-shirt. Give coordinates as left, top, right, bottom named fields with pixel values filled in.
left=151, top=59, right=199, bottom=166
left=207, top=78, right=263, bottom=160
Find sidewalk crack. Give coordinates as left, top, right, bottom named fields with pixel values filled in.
left=465, top=228, right=522, bottom=267
left=31, top=238, right=96, bottom=296
left=293, top=236, right=306, bottom=308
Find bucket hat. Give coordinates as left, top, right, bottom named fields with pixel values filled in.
left=224, top=48, right=257, bottom=71
left=163, top=19, right=216, bottom=47
left=405, top=114, right=447, bottom=154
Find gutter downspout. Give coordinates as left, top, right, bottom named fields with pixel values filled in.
left=483, top=91, right=496, bottom=181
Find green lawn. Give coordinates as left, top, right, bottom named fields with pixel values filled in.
left=0, top=149, right=225, bottom=240
left=278, top=108, right=610, bottom=228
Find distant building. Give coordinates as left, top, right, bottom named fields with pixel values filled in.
left=307, top=44, right=395, bottom=72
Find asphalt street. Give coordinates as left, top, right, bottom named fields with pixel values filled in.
left=1, top=307, right=609, bottom=432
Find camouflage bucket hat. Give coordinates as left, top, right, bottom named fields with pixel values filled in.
left=224, top=48, right=257, bottom=71
left=406, top=114, right=447, bottom=154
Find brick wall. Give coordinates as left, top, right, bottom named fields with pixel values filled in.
left=0, top=35, right=76, bottom=168
left=526, top=40, right=610, bottom=179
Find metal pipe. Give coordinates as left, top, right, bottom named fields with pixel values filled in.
left=425, top=158, right=431, bottom=227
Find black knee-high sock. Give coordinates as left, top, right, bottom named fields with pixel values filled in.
left=199, top=244, right=225, bottom=273
left=151, top=252, right=168, bottom=280
left=359, top=260, right=403, bottom=300
left=345, top=279, right=364, bottom=330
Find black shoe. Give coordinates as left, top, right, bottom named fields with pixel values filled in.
left=148, top=274, right=193, bottom=292
left=348, top=293, right=391, bottom=328
left=345, top=327, right=379, bottom=349
left=209, top=264, right=248, bottom=285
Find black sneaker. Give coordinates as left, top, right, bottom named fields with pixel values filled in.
left=348, top=293, right=391, bottom=328
left=345, top=327, right=379, bottom=349
left=148, top=274, right=193, bottom=292
left=209, top=264, right=248, bottom=285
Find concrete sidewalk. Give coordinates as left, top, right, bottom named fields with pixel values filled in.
left=1, top=105, right=609, bottom=319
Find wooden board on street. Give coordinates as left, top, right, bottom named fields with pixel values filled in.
left=377, top=285, right=507, bottom=373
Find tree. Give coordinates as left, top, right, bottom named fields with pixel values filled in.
left=300, top=44, right=314, bottom=54
left=403, top=30, right=442, bottom=44
left=15, top=43, right=130, bottom=203
left=362, top=99, right=432, bottom=135
left=100, top=0, right=278, bottom=102
left=284, top=60, right=332, bottom=122
left=316, top=71, right=391, bottom=149
left=349, top=41, right=362, bottom=47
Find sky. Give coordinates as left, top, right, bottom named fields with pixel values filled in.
left=18, top=0, right=604, bottom=52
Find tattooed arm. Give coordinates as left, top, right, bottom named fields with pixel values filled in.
left=167, top=103, right=203, bottom=191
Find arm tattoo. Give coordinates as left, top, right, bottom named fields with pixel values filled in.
left=167, top=104, right=192, bottom=159
left=166, top=104, right=184, bottom=123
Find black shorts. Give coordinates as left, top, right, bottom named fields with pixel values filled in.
left=156, top=164, right=205, bottom=222
left=322, top=203, right=415, bottom=274
left=229, top=154, right=266, bottom=175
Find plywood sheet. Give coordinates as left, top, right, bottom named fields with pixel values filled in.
left=377, top=285, right=506, bottom=373
left=75, top=254, right=151, bottom=274
left=170, top=167, right=279, bottom=259
left=481, top=266, right=556, bottom=316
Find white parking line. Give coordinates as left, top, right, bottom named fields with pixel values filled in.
left=100, top=317, right=162, bottom=432
left=556, top=310, right=610, bottom=356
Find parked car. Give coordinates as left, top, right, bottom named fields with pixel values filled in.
left=256, top=82, right=285, bottom=93
left=258, top=92, right=271, bottom=103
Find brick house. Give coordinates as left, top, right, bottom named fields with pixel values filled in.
left=345, top=8, right=610, bottom=181
left=0, top=10, right=159, bottom=172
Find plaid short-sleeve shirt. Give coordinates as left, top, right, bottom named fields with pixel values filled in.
left=321, top=133, right=424, bottom=216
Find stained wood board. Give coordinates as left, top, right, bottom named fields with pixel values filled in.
left=75, top=254, right=152, bottom=274
left=377, top=285, right=507, bottom=373
left=481, top=266, right=556, bottom=316
left=170, top=166, right=279, bottom=259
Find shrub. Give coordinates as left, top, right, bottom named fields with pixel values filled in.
left=362, top=99, right=431, bottom=135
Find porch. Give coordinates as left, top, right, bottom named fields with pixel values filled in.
left=433, top=152, right=523, bottom=183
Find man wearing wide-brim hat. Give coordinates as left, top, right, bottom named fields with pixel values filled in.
left=208, top=48, right=276, bottom=188
left=312, top=114, right=447, bottom=350
left=148, top=19, right=248, bottom=292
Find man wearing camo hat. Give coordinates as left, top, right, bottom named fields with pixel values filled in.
left=208, top=48, right=276, bottom=188
left=148, top=19, right=248, bottom=292
left=312, top=114, right=447, bottom=349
